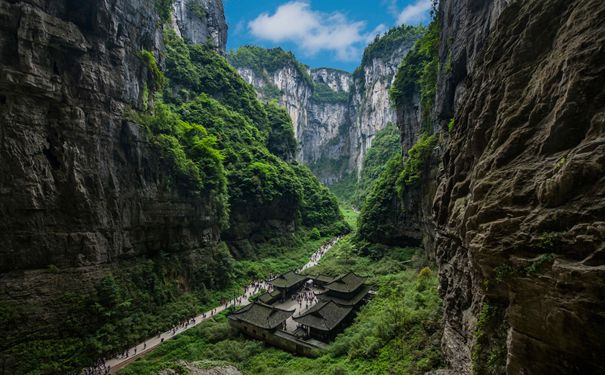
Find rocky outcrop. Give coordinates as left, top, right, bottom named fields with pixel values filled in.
left=172, top=0, right=227, bottom=52
left=424, top=0, right=605, bottom=373
left=231, top=29, right=422, bottom=184
left=0, top=0, right=222, bottom=271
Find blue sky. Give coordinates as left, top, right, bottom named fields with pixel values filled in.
left=224, top=0, right=433, bottom=72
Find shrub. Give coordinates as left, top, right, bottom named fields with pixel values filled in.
left=389, top=20, right=440, bottom=129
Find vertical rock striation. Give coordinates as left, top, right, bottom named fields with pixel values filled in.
left=172, top=0, right=227, bottom=52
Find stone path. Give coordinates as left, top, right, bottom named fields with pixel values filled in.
left=84, top=236, right=340, bottom=374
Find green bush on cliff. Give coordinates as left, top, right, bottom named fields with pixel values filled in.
left=155, top=0, right=174, bottom=23
left=390, top=20, right=440, bottom=128
left=163, top=30, right=268, bottom=129
left=228, top=45, right=313, bottom=87
left=311, top=82, right=349, bottom=104
left=266, top=100, right=298, bottom=160
left=356, top=132, right=436, bottom=245
left=351, top=122, right=401, bottom=207
left=186, top=0, right=206, bottom=19
left=131, top=102, right=229, bottom=225
left=396, top=132, right=436, bottom=194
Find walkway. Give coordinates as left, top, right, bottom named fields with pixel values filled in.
left=83, top=236, right=340, bottom=374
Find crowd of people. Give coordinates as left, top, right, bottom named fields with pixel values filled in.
left=292, top=287, right=318, bottom=310
left=79, top=360, right=110, bottom=375
left=298, top=236, right=340, bottom=272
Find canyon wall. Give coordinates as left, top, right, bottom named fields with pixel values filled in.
left=0, top=0, right=225, bottom=273
left=391, top=0, right=605, bottom=373
left=0, top=0, right=229, bottom=372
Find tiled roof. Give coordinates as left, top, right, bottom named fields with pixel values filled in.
left=258, top=290, right=281, bottom=304
left=324, top=272, right=365, bottom=293
left=313, top=275, right=335, bottom=284
left=293, top=301, right=353, bottom=332
left=228, top=302, right=294, bottom=329
left=270, top=271, right=307, bottom=289
left=318, top=284, right=371, bottom=306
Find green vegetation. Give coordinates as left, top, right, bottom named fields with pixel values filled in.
left=396, top=133, right=436, bottom=194
left=121, top=237, right=443, bottom=375
left=3, top=24, right=350, bottom=374
left=356, top=132, right=435, bottom=246
left=330, top=123, right=401, bottom=208
left=339, top=206, right=359, bottom=229
left=2, top=228, right=341, bottom=375
left=491, top=253, right=556, bottom=288
left=390, top=20, right=440, bottom=130
left=448, top=117, right=455, bottom=131
left=186, top=0, right=206, bottom=19
left=472, top=302, right=508, bottom=375
left=266, top=100, right=297, bottom=160
left=311, top=82, right=349, bottom=104
left=159, top=29, right=347, bottom=246
left=356, top=154, right=405, bottom=246
left=351, top=123, right=401, bottom=207
left=138, top=50, right=167, bottom=91
left=259, top=83, right=282, bottom=101
left=154, top=0, right=174, bottom=23
left=228, top=46, right=313, bottom=87
left=329, top=172, right=358, bottom=204
left=129, top=102, right=229, bottom=224
left=354, top=25, right=424, bottom=86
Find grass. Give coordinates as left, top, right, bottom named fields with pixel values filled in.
left=120, top=235, right=443, bottom=375
left=340, top=206, right=359, bottom=229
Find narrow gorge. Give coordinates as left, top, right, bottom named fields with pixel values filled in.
left=0, top=1, right=603, bottom=375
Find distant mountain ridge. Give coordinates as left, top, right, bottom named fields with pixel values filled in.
left=228, top=26, right=424, bottom=184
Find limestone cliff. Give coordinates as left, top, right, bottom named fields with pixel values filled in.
left=0, top=0, right=224, bottom=272
left=229, top=27, right=423, bottom=184
left=172, top=0, right=227, bottom=52
left=0, top=0, right=224, bottom=372
left=391, top=0, right=605, bottom=373
left=434, top=0, right=605, bottom=373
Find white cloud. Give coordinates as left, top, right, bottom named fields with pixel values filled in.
left=397, top=0, right=432, bottom=25
left=248, top=1, right=380, bottom=61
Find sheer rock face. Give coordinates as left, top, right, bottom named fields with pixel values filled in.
left=348, top=42, right=417, bottom=176
left=0, top=0, right=222, bottom=327
left=423, top=0, right=605, bottom=373
left=172, top=0, right=227, bottom=52
left=234, top=43, right=417, bottom=184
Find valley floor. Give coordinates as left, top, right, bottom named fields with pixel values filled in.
left=119, top=209, right=444, bottom=375
left=103, top=238, right=342, bottom=373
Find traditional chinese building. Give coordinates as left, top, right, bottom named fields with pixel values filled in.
left=270, top=270, right=307, bottom=300
left=292, top=300, right=354, bottom=341
left=315, top=272, right=371, bottom=307
left=228, top=271, right=372, bottom=355
left=227, top=301, right=294, bottom=340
